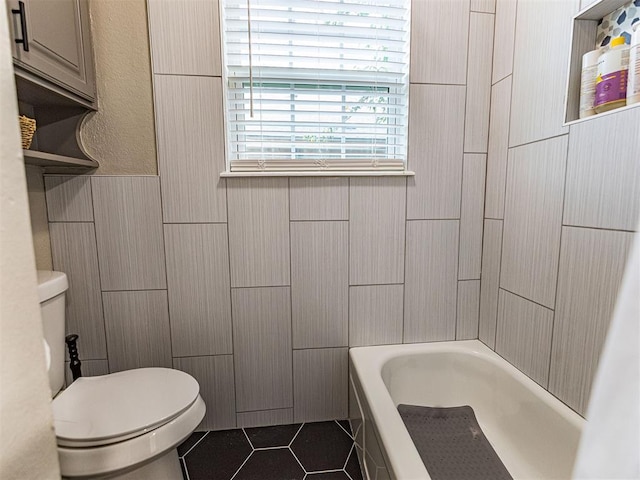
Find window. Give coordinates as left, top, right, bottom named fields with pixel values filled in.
left=221, top=0, right=411, bottom=173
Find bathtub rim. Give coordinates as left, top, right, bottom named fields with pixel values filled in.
left=348, top=339, right=585, bottom=480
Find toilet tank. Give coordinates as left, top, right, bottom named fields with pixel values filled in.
left=37, top=271, right=69, bottom=397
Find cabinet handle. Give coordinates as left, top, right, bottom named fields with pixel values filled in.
left=11, top=1, right=30, bottom=52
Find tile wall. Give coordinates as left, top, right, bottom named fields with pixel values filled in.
left=45, top=0, right=495, bottom=430
left=480, top=0, right=639, bottom=415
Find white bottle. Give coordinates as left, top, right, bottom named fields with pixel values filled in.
left=579, top=48, right=602, bottom=118
left=594, top=36, right=630, bottom=113
left=628, top=23, right=640, bottom=106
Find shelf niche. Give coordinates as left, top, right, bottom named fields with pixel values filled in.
left=17, top=73, right=99, bottom=171
left=565, top=0, right=640, bottom=125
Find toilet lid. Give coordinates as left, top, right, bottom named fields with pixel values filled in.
left=52, top=368, right=199, bottom=446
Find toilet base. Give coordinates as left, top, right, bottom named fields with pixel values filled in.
left=63, top=448, right=183, bottom=480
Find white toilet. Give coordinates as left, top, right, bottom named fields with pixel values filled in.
left=38, top=271, right=206, bottom=479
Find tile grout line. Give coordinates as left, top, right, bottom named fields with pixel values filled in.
left=180, top=431, right=209, bottom=459
left=241, top=427, right=255, bottom=450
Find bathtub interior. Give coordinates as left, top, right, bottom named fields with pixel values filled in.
left=351, top=342, right=584, bottom=480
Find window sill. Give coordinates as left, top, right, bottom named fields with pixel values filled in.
left=220, top=170, right=415, bottom=178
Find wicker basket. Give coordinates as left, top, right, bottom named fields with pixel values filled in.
left=19, top=115, right=36, bottom=149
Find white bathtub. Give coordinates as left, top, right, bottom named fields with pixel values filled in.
left=349, top=340, right=584, bottom=480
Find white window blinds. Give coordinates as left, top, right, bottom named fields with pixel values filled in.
left=221, top=0, right=411, bottom=172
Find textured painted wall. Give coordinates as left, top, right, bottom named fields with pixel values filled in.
left=46, top=0, right=495, bottom=430
left=80, top=0, right=157, bottom=175
left=0, top=12, right=60, bottom=479
left=480, top=0, right=639, bottom=416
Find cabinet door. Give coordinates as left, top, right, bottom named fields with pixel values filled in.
left=7, top=0, right=95, bottom=100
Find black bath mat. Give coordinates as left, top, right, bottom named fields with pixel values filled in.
left=397, top=404, right=512, bottom=480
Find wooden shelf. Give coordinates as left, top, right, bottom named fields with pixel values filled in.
left=23, top=150, right=99, bottom=169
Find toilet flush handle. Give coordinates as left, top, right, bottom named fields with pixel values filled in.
left=65, top=334, right=83, bottom=382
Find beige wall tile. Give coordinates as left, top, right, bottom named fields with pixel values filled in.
left=549, top=227, right=633, bottom=415
left=471, top=0, right=495, bottom=13
left=103, top=290, right=172, bottom=372
left=291, top=221, right=348, bottom=348
left=485, top=76, right=512, bottom=219
left=290, top=177, right=349, bottom=221
left=349, top=284, right=404, bottom=347
left=147, top=0, right=221, bottom=76
left=173, top=355, right=236, bottom=431
left=91, top=176, right=166, bottom=291
left=479, top=219, right=503, bottom=348
left=464, top=13, right=495, bottom=153
left=227, top=178, right=290, bottom=287
left=459, top=154, right=486, bottom=279
left=492, top=0, right=517, bottom=84
left=457, top=280, right=480, bottom=340
left=44, top=175, right=93, bottom=222
left=407, top=84, right=466, bottom=219
left=496, top=289, right=554, bottom=387
left=509, top=0, right=576, bottom=146
left=410, top=0, right=470, bottom=84
left=350, top=177, right=405, bottom=285
left=154, top=75, right=227, bottom=223
left=293, top=348, right=348, bottom=423
left=232, top=287, right=293, bottom=412
left=404, top=220, right=459, bottom=343
left=237, top=409, right=294, bottom=428
left=564, top=107, right=640, bottom=231
left=164, top=224, right=232, bottom=357
left=50, top=223, right=106, bottom=360
left=500, top=136, right=568, bottom=308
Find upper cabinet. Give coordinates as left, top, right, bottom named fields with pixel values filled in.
left=6, top=0, right=96, bottom=102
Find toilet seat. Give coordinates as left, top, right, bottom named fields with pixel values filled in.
left=58, top=394, right=206, bottom=479
left=52, top=368, right=199, bottom=447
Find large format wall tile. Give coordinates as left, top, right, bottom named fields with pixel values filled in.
left=293, top=348, right=348, bottom=423
left=564, top=107, right=640, bottom=231
left=154, top=75, right=226, bottom=223
left=500, top=136, right=568, bottom=308
left=407, top=84, right=466, bottom=219
left=459, top=154, right=486, bottom=279
left=549, top=227, right=634, bottom=415
left=103, top=290, right=172, bottom=372
left=471, top=0, right=495, bottom=13
left=349, top=284, right=404, bottom=347
left=457, top=280, right=480, bottom=340
left=404, top=220, right=459, bottom=343
left=50, top=223, right=106, bottom=360
left=479, top=219, right=503, bottom=349
left=44, top=176, right=93, bottom=222
left=496, top=290, right=554, bottom=387
left=349, top=177, right=405, bottom=285
left=232, top=287, right=293, bottom=412
left=227, top=178, right=290, bottom=287
left=291, top=221, right=348, bottom=349
left=289, top=177, right=349, bottom=221
left=173, top=355, right=236, bottom=431
left=485, top=76, right=512, bottom=219
left=464, top=13, right=495, bottom=153
left=164, top=224, right=232, bottom=357
left=509, top=0, right=576, bottom=146
left=147, top=0, right=221, bottom=76
left=237, top=409, right=294, bottom=428
left=410, top=0, right=470, bottom=84
left=91, top=176, right=166, bottom=291
left=492, top=0, right=517, bottom=84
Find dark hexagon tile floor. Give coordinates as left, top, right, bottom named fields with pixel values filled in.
left=179, top=420, right=363, bottom=480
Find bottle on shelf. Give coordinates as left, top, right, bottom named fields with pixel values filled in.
left=594, top=36, right=630, bottom=114
left=628, top=23, right=640, bottom=106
